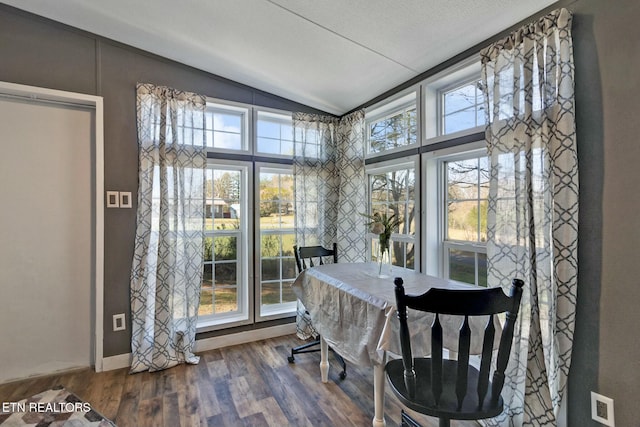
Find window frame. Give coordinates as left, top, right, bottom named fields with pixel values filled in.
left=365, top=89, right=420, bottom=158
left=421, top=141, right=487, bottom=286
left=254, top=107, right=296, bottom=159
left=254, top=163, right=298, bottom=321
left=421, top=55, right=484, bottom=145
left=365, top=155, right=420, bottom=271
left=204, top=99, right=251, bottom=154
left=198, top=159, right=254, bottom=331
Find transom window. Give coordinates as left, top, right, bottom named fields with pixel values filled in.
left=366, top=92, right=418, bottom=155
left=204, top=102, right=249, bottom=151
left=441, top=79, right=485, bottom=135
left=256, top=111, right=294, bottom=156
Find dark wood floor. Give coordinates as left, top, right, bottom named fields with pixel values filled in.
left=0, top=334, right=479, bottom=427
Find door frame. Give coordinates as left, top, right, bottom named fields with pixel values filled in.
left=0, top=81, right=105, bottom=372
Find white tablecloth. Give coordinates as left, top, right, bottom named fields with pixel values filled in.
left=292, top=262, right=494, bottom=366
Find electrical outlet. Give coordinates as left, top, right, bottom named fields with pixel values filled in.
left=112, top=313, right=126, bottom=332
left=591, top=391, right=614, bottom=426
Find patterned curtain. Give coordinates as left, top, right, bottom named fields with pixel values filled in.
left=292, top=110, right=366, bottom=339
left=479, top=8, right=578, bottom=426
left=336, top=110, right=367, bottom=263
left=130, top=83, right=207, bottom=373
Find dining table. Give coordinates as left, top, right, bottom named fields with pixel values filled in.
left=291, top=261, right=488, bottom=427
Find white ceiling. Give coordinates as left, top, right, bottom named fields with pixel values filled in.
left=3, top=0, right=556, bottom=115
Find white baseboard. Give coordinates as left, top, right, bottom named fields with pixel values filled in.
left=101, top=323, right=296, bottom=371
left=194, top=323, right=296, bottom=353
left=102, top=352, right=131, bottom=371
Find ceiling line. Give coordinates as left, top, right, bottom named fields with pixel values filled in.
left=263, top=0, right=420, bottom=74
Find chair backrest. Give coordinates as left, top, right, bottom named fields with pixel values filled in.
left=293, top=243, right=338, bottom=274
left=393, top=277, right=524, bottom=411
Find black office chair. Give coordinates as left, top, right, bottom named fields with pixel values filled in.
left=386, top=277, right=524, bottom=427
left=288, top=243, right=347, bottom=380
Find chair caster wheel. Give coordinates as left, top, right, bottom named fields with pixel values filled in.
left=339, top=371, right=346, bottom=380
left=288, top=356, right=295, bottom=363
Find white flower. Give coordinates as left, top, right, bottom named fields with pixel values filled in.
left=371, top=222, right=384, bottom=235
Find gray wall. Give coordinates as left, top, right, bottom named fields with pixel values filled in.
left=0, top=5, right=325, bottom=359
left=570, top=1, right=640, bottom=426
left=1, top=1, right=639, bottom=426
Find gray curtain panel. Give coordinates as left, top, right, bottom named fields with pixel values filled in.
left=292, top=110, right=366, bottom=339
left=130, top=83, right=207, bottom=373
left=480, top=8, right=578, bottom=426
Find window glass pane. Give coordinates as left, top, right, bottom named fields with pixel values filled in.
left=448, top=249, right=476, bottom=285
left=205, top=104, right=247, bottom=151
left=256, top=111, right=294, bottom=156
left=201, top=164, right=246, bottom=323
left=367, top=163, right=416, bottom=270
left=258, top=168, right=296, bottom=316
left=478, top=252, right=488, bottom=287
left=442, top=80, right=485, bottom=135
left=214, top=287, right=238, bottom=313
left=368, top=105, right=417, bottom=154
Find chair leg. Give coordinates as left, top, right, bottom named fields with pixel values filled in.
left=330, top=348, right=347, bottom=380
left=288, top=339, right=321, bottom=363
left=400, top=410, right=423, bottom=427
left=438, top=417, right=450, bottom=427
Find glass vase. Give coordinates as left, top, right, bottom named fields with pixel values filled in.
left=378, top=246, right=391, bottom=278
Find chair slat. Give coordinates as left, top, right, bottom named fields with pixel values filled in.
left=431, top=313, right=443, bottom=405
left=477, top=315, right=496, bottom=407
left=456, top=315, right=471, bottom=409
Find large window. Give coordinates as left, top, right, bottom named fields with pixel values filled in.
left=257, top=166, right=297, bottom=318
left=367, top=159, right=418, bottom=270
left=200, top=162, right=251, bottom=328
left=443, top=152, right=489, bottom=286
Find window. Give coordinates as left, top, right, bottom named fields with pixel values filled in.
left=422, top=57, right=483, bottom=141
left=205, top=102, right=249, bottom=152
left=366, top=92, right=418, bottom=156
left=257, top=166, right=297, bottom=318
left=441, top=79, right=485, bottom=135
left=200, top=162, right=251, bottom=328
left=367, top=159, right=418, bottom=270
left=443, top=153, right=488, bottom=286
left=256, top=110, right=294, bottom=156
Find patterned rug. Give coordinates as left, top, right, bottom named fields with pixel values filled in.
left=0, top=386, right=117, bottom=426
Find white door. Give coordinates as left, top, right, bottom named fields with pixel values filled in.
left=0, top=95, right=94, bottom=383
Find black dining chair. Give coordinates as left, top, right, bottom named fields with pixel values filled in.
left=287, top=243, right=347, bottom=380
left=386, top=277, right=524, bottom=427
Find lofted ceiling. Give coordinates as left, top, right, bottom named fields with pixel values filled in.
left=2, top=0, right=556, bottom=115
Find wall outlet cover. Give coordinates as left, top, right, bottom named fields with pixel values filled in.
left=112, top=313, right=126, bottom=332
left=591, top=391, right=615, bottom=426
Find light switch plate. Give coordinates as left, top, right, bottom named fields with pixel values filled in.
left=106, top=191, right=119, bottom=208
left=119, top=191, right=132, bottom=208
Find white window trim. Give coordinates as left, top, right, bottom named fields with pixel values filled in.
left=254, top=163, right=297, bottom=322
left=198, top=159, right=254, bottom=332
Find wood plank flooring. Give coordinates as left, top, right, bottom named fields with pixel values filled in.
left=0, top=334, right=479, bottom=427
